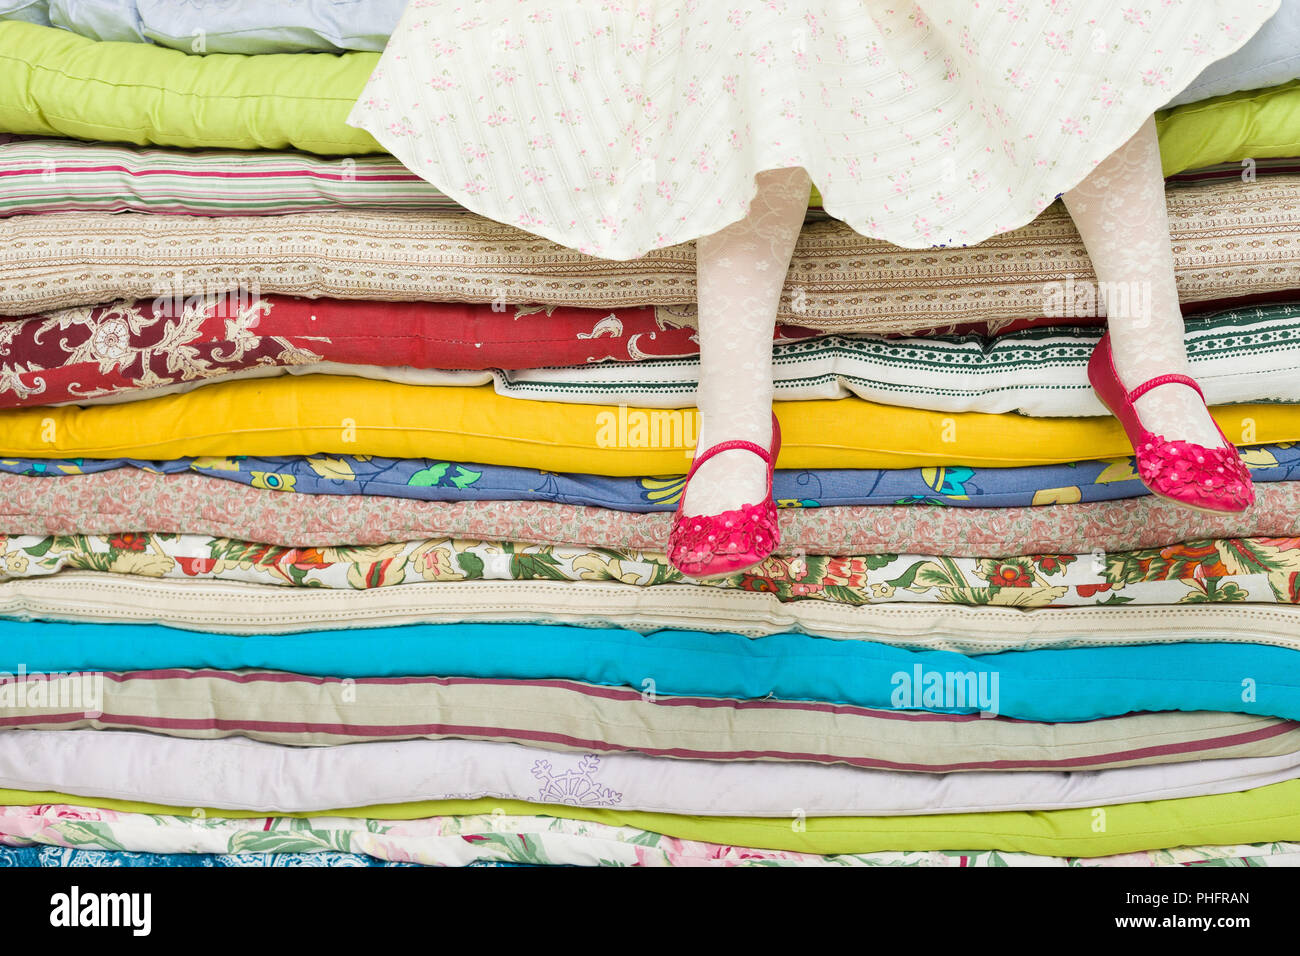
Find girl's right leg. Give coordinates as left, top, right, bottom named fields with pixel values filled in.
left=668, top=165, right=809, bottom=576
left=683, top=165, right=810, bottom=518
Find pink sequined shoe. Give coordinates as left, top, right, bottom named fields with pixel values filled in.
left=667, top=413, right=782, bottom=580
left=1087, top=332, right=1254, bottom=515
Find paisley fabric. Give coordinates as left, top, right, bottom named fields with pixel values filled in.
left=0, top=295, right=821, bottom=409
left=6, top=296, right=1300, bottom=417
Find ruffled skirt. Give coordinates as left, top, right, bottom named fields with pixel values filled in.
left=349, top=0, right=1280, bottom=259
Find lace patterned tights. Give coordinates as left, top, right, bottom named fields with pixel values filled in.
left=1062, top=116, right=1222, bottom=448
left=681, top=165, right=810, bottom=518
left=683, top=119, right=1218, bottom=519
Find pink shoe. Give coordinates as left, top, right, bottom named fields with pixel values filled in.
left=667, top=413, right=782, bottom=580
left=1087, top=332, right=1254, bottom=515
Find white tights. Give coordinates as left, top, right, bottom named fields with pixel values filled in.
left=682, top=119, right=1218, bottom=519
left=1062, top=116, right=1222, bottom=448
left=681, top=165, right=810, bottom=518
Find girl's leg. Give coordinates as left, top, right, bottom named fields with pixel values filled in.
left=682, top=165, right=810, bottom=517
left=1062, top=116, right=1222, bottom=448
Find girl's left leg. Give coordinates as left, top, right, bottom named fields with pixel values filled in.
left=1061, top=116, right=1223, bottom=448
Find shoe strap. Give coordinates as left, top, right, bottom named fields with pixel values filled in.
left=685, top=439, right=772, bottom=484
left=684, top=413, right=779, bottom=484
left=1126, top=373, right=1204, bottom=405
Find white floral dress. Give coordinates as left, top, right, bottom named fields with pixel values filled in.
left=348, top=0, right=1280, bottom=259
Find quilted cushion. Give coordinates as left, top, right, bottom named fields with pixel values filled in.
left=0, top=19, right=381, bottom=153
left=1155, top=79, right=1300, bottom=176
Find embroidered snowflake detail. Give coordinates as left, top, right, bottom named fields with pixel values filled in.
left=531, top=755, right=624, bottom=807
